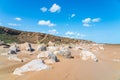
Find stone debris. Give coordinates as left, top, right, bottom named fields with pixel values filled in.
left=54, top=49, right=72, bottom=58
left=37, top=51, right=58, bottom=64
left=80, top=50, right=98, bottom=62
left=45, top=53, right=58, bottom=64
left=25, top=43, right=34, bottom=52
left=13, top=59, right=49, bottom=76
left=9, top=45, right=19, bottom=53
left=0, top=42, right=105, bottom=76
left=8, top=50, right=17, bottom=55
left=7, top=44, right=19, bottom=55
left=37, top=44, right=47, bottom=51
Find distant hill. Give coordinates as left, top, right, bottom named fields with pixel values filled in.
left=0, top=26, right=94, bottom=44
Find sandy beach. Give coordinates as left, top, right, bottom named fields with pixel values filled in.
left=0, top=44, right=120, bottom=80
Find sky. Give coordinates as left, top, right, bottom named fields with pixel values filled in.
left=0, top=0, right=120, bottom=44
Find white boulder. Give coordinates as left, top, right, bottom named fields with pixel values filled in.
left=37, top=44, right=47, bottom=51
left=25, top=43, right=34, bottom=52
left=9, top=45, right=18, bottom=53
left=54, top=49, right=72, bottom=58
left=13, top=59, right=49, bottom=76
left=80, top=50, right=98, bottom=62
left=37, top=51, right=58, bottom=64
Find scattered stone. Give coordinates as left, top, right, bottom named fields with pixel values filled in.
left=45, top=53, right=58, bottom=64
left=26, top=43, right=34, bottom=52
left=8, top=50, right=16, bottom=55
left=9, top=45, right=19, bottom=53
left=37, top=44, right=47, bottom=51
left=80, top=50, right=98, bottom=62
left=13, top=59, right=49, bottom=76
left=54, top=49, right=72, bottom=58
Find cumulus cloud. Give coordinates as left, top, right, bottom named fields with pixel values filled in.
left=49, top=3, right=61, bottom=13
left=92, top=18, right=101, bottom=22
left=48, top=29, right=58, bottom=35
left=65, top=31, right=86, bottom=38
left=8, top=23, right=21, bottom=26
left=82, top=18, right=101, bottom=27
left=82, top=18, right=91, bottom=24
left=14, top=17, right=22, bottom=21
left=65, top=31, right=75, bottom=35
left=40, top=7, right=47, bottom=12
left=38, top=20, right=56, bottom=27
left=71, top=14, right=76, bottom=18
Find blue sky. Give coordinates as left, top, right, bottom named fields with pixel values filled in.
left=0, top=0, right=120, bottom=44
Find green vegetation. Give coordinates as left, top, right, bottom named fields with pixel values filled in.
left=0, top=34, right=18, bottom=43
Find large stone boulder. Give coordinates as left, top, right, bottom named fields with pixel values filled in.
left=13, top=59, right=49, bottom=75
left=37, top=44, right=47, bottom=51
left=54, top=49, right=72, bottom=58
left=8, top=44, right=19, bottom=55
left=37, top=51, right=58, bottom=64
left=25, top=43, right=34, bottom=52
left=80, top=50, right=98, bottom=62
left=44, top=53, right=58, bottom=64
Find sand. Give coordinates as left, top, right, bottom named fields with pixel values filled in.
left=0, top=44, right=120, bottom=80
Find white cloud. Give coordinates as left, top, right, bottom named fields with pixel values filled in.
left=65, top=31, right=75, bottom=35
left=40, top=7, right=47, bottom=12
left=48, top=29, right=58, bottom=35
left=49, top=3, right=61, bottom=13
left=8, top=23, right=21, bottom=26
left=65, top=31, right=86, bottom=39
left=38, top=20, right=56, bottom=27
left=82, top=18, right=101, bottom=27
left=71, top=14, right=76, bottom=18
left=82, top=18, right=91, bottom=24
left=14, top=17, right=22, bottom=21
left=92, top=18, right=101, bottom=22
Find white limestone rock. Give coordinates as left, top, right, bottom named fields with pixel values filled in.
left=37, top=44, right=47, bottom=51
left=13, top=59, right=49, bottom=76
left=80, top=50, right=98, bottom=62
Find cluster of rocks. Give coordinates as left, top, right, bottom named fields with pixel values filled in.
left=12, top=42, right=74, bottom=75
left=0, top=41, right=104, bottom=76
left=0, top=40, right=10, bottom=48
